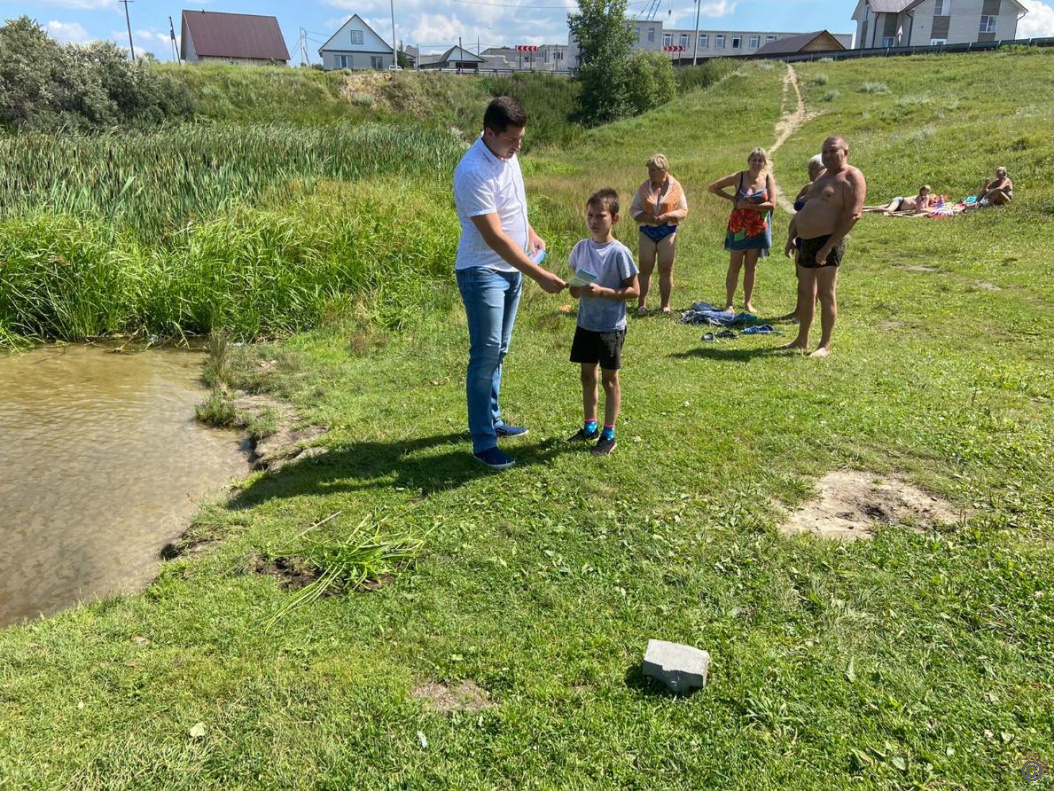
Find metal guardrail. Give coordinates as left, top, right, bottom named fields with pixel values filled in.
left=674, top=36, right=1054, bottom=66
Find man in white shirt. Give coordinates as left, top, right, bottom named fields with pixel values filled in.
left=453, top=96, right=566, bottom=470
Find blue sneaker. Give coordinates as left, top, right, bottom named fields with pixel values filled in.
left=494, top=423, right=529, bottom=438
left=473, top=446, right=515, bottom=470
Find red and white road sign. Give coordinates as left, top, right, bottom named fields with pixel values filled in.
left=662, top=45, right=686, bottom=52
left=515, top=45, right=539, bottom=52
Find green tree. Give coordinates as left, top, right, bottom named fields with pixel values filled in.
left=567, top=0, right=635, bottom=126
left=624, top=51, right=676, bottom=116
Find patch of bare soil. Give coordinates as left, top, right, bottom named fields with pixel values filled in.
left=904, top=265, right=942, bottom=273
left=339, top=72, right=396, bottom=111
left=974, top=282, right=1002, bottom=291
left=781, top=470, right=965, bottom=541
left=252, top=554, right=319, bottom=590
left=228, top=393, right=327, bottom=472
left=412, top=680, right=494, bottom=714
left=771, top=65, right=821, bottom=215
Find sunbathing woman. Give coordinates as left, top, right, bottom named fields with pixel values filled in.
left=864, top=185, right=933, bottom=215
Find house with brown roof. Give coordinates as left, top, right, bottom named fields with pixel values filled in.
left=180, top=10, right=290, bottom=65
left=852, top=0, right=1027, bottom=48
left=753, top=30, right=849, bottom=57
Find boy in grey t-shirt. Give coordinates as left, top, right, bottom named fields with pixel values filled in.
left=567, top=189, right=640, bottom=456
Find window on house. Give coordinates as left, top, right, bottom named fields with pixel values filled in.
left=766, top=35, right=777, bottom=42
left=731, top=35, right=741, bottom=48
left=930, top=38, right=947, bottom=45
left=350, top=29, right=364, bottom=45
left=635, top=27, right=641, bottom=42
left=337, top=54, right=348, bottom=68
left=698, top=33, right=708, bottom=48
left=371, top=55, right=383, bottom=69
left=882, top=36, right=896, bottom=46
left=680, top=33, right=690, bottom=48
left=663, top=33, right=673, bottom=47
left=749, top=35, right=760, bottom=48
left=979, top=15, right=997, bottom=33
left=934, top=0, right=950, bottom=15
left=715, top=34, right=725, bottom=49
left=647, top=28, right=655, bottom=43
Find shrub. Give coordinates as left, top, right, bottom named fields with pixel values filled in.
left=811, top=73, right=829, bottom=86
left=0, top=17, right=192, bottom=131
left=624, top=51, right=676, bottom=116
left=823, top=90, right=839, bottom=102
left=860, top=81, right=890, bottom=94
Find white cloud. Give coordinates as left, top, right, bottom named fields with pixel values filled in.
left=699, top=0, right=736, bottom=18
left=111, top=27, right=174, bottom=59
left=1019, top=1, right=1054, bottom=37
left=11, top=0, right=116, bottom=9
left=46, top=19, right=92, bottom=44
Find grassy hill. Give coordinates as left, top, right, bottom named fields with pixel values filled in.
left=1, top=50, right=1052, bottom=789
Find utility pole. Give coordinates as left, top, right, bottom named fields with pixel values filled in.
left=390, top=0, right=398, bottom=68
left=691, top=0, right=702, bottom=65
left=169, top=16, right=180, bottom=64
left=299, top=27, right=310, bottom=66
left=120, top=0, right=136, bottom=61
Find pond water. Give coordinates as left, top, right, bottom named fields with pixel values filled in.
left=0, top=345, right=249, bottom=628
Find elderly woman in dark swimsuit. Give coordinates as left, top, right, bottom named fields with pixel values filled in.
left=630, top=154, right=688, bottom=315
left=708, top=147, right=778, bottom=314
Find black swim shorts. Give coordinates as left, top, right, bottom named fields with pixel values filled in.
left=797, top=234, right=845, bottom=268
left=570, top=326, right=625, bottom=370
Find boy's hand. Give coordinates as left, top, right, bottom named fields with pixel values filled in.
left=569, top=286, right=581, bottom=299
left=581, top=283, right=605, bottom=298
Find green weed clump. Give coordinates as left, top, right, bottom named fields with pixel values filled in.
left=823, top=89, right=840, bottom=102
left=860, top=81, right=890, bottom=94
left=811, top=73, right=829, bottom=86
left=265, top=517, right=425, bottom=628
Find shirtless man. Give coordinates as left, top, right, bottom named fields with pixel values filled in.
left=782, top=135, right=866, bottom=359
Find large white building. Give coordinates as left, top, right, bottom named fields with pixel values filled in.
left=568, top=22, right=853, bottom=68
left=851, top=0, right=1027, bottom=48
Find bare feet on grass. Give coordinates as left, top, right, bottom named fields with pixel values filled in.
left=809, top=346, right=831, bottom=359
left=723, top=305, right=735, bottom=314
left=778, top=340, right=809, bottom=351
left=745, top=303, right=757, bottom=314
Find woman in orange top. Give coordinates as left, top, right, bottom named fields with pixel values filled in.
left=630, top=154, right=688, bottom=316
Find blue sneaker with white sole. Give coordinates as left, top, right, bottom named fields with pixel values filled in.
left=473, top=446, right=516, bottom=470
left=494, top=423, right=529, bottom=438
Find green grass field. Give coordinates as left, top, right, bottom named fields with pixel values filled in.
left=1, top=51, right=1052, bottom=788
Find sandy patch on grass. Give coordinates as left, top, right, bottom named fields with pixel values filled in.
left=413, top=681, right=494, bottom=713
left=771, top=65, right=822, bottom=214
left=781, top=470, right=965, bottom=541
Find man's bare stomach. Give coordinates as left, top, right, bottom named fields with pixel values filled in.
left=795, top=202, right=842, bottom=239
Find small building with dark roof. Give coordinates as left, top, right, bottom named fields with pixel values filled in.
left=418, top=46, right=485, bottom=72
left=753, top=30, right=849, bottom=56
left=180, top=10, right=290, bottom=65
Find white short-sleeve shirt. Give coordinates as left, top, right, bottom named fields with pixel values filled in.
left=453, top=137, right=529, bottom=272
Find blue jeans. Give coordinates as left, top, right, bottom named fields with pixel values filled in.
left=456, top=266, right=522, bottom=453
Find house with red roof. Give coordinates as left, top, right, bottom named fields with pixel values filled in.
left=180, top=10, right=290, bottom=66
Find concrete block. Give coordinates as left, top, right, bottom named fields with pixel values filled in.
left=642, top=639, right=710, bottom=693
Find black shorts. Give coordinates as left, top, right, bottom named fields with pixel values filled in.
left=570, top=326, right=625, bottom=370
left=797, top=234, right=845, bottom=269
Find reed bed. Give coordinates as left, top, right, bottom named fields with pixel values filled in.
left=0, top=123, right=465, bottom=343
left=0, top=123, right=464, bottom=239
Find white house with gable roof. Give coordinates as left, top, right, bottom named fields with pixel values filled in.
left=851, top=0, right=1027, bottom=48
left=318, top=15, right=394, bottom=70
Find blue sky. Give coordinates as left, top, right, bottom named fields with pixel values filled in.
left=6, top=0, right=1054, bottom=61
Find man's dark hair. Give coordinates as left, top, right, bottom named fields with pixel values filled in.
left=483, top=96, right=528, bottom=133
left=587, top=188, right=620, bottom=216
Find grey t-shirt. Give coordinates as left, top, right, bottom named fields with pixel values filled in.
left=569, top=239, right=638, bottom=332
